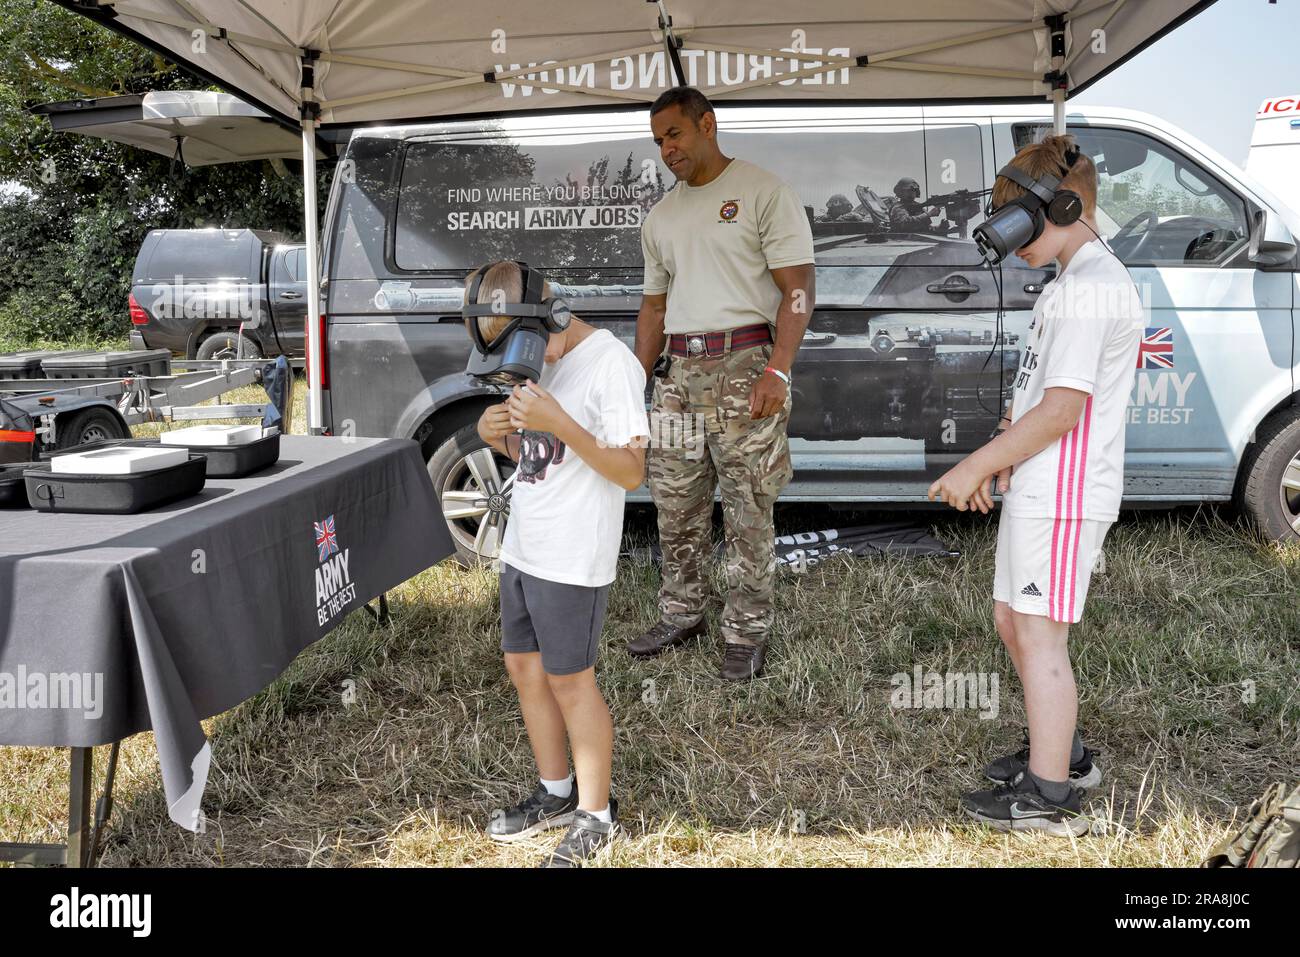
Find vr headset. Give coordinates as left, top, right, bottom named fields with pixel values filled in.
left=464, top=261, right=571, bottom=385
left=973, top=146, right=1084, bottom=264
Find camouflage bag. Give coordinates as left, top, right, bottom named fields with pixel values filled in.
left=1202, top=782, right=1300, bottom=868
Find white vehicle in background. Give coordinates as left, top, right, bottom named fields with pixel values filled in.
left=1246, top=94, right=1300, bottom=219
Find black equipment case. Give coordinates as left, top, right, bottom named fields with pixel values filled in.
left=0, top=462, right=47, bottom=508
left=24, top=454, right=207, bottom=514
left=40, top=349, right=172, bottom=380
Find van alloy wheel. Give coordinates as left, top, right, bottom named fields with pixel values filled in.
left=439, top=447, right=515, bottom=559
left=1278, top=450, right=1300, bottom=533
left=1236, top=407, right=1300, bottom=541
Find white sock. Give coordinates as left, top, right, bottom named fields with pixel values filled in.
left=540, top=774, right=573, bottom=799
left=584, top=805, right=613, bottom=823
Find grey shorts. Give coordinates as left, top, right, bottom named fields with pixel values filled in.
left=500, top=563, right=610, bottom=675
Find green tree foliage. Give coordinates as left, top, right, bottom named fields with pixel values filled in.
left=0, top=1, right=324, bottom=346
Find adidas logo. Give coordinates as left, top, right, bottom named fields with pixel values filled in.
left=1020, top=582, right=1042, bottom=597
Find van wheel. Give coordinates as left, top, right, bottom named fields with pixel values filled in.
left=55, top=407, right=130, bottom=450
left=426, top=422, right=515, bottom=567
left=1236, top=406, right=1300, bottom=540
left=197, top=332, right=262, bottom=361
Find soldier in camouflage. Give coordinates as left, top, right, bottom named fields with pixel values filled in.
left=632, top=86, right=815, bottom=681
left=815, top=193, right=866, bottom=224
left=888, top=177, right=944, bottom=233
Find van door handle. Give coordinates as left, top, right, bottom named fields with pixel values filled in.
left=280, top=291, right=302, bottom=300
left=926, top=280, right=979, bottom=294
left=1024, top=273, right=1056, bottom=295
left=802, top=330, right=836, bottom=344
left=926, top=277, right=980, bottom=301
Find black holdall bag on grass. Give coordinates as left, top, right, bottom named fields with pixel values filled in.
left=1203, top=782, right=1300, bottom=868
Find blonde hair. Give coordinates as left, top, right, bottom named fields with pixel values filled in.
left=462, top=261, right=552, bottom=342
left=991, top=133, right=1098, bottom=219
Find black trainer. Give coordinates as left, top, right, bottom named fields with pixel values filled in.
left=487, top=782, right=578, bottom=842
left=961, top=770, right=1090, bottom=837
left=540, top=800, right=619, bottom=868
left=983, top=730, right=1102, bottom=790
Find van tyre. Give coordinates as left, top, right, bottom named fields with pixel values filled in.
left=197, top=332, right=263, bottom=361
left=55, top=406, right=130, bottom=450
left=426, top=422, right=515, bottom=567
left=1236, top=406, right=1300, bottom=541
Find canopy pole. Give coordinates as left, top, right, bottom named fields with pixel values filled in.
left=1046, top=14, right=1068, bottom=135
left=300, top=53, right=324, bottom=434
left=654, top=1, right=685, bottom=86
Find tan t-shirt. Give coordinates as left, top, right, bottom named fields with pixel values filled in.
left=640, top=158, right=814, bottom=334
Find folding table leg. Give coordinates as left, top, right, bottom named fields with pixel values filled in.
left=66, top=747, right=93, bottom=868
left=89, top=741, right=121, bottom=865
left=363, top=591, right=391, bottom=627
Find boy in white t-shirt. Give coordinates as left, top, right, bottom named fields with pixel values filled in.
left=467, top=261, right=650, bottom=866
left=928, top=134, right=1142, bottom=836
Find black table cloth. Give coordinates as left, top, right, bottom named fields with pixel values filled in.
left=0, top=435, right=452, bottom=830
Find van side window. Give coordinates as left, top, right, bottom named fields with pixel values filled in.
left=391, top=122, right=986, bottom=308
left=394, top=139, right=668, bottom=279
left=1016, top=125, right=1250, bottom=267
left=726, top=122, right=988, bottom=305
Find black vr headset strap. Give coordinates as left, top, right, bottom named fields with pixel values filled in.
left=469, top=314, right=525, bottom=355
left=465, top=260, right=569, bottom=349
left=514, top=260, right=545, bottom=305
left=997, top=164, right=1059, bottom=207
left=465, top=261, right=527, bottom=355
left=466, top=262, right=491, bottom=307
left=465, top=263, right=494, bottom=354
left=512, top=259, right=572, bottom=334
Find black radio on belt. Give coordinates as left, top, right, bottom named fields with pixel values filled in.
left=652, top=354, right=672, bottom=379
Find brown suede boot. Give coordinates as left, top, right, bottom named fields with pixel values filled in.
left=627, top=619, right=706, bottom=658
left=720, top=641, right=765, bottom=681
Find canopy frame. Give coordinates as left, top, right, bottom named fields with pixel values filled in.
left=82, top=0, right=1137, bottom=116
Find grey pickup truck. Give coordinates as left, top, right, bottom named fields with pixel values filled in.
left=128, top=228, right=307, bottom=361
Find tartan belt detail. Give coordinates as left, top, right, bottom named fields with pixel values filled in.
left=668, top=323, right=772, bottom=358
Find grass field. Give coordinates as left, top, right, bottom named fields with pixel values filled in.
left=2, top=379, right=1297, bottom=867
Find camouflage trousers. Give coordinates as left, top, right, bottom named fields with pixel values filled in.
left=647, top=341, right=793, bottom=647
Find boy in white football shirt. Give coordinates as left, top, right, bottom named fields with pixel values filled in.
left=467, top=261, right=650, bottom=866
left=928, top=134, right=1143, bottom=836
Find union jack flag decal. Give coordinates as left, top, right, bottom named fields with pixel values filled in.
left=314, top=514, right=339, bottom=562
left=1137, top=327, right=1174, bottom=369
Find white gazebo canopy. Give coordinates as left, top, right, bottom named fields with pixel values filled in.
left=50, top=0, right=1218, bottom=431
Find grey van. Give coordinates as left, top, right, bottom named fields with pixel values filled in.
left=317, top=104, right=1300, bottom=564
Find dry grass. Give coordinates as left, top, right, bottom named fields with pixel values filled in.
left=2, top=379, right=1296, bottom=867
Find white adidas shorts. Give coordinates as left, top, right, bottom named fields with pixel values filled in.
left=993, top=514, right=1112, bottom=624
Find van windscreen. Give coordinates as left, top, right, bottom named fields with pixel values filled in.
left=395, top=138, right=667, bottom=273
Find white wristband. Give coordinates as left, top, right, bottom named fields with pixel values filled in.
left=764, top=366, right=790, bottom=385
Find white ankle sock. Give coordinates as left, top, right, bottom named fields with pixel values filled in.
left=540, top=774, right=573, bottom=799
left=584, top=805, right=612, bottom=823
